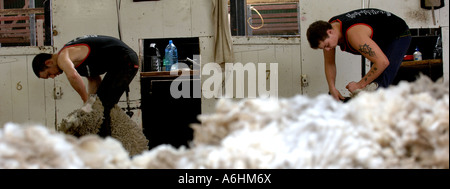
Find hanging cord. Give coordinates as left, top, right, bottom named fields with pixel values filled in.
left=362, top=0, right=371, bottom=8
left=247, top=6, right=264, bottom=30
left=116, top=0, right=134, bottom=118
left=116, top=0, right=122, bottom=40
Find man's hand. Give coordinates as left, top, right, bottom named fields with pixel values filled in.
left=346, top=81, right=364, bottom=93
left=329, top=88, right=345, bottom=101
left=80, top=94, right=97, bottom=113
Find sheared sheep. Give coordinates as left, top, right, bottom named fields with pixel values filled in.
left=58, top=96, right=149, bottom=156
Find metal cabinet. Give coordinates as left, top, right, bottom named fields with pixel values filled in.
left=141, top=71, right=201, bottom=149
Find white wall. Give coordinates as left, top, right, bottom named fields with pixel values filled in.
left=232, top=36, right=302, bottom=98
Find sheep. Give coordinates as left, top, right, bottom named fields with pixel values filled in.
left=58, top=95, right=149, bottom=156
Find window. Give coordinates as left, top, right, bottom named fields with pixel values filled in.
left=229, top=0, right=300, bottom=36
left=0, top=0, right=52, bottom=47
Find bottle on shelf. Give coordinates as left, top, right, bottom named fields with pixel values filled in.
left=413, top=46, right=422, bottom=61
left=149, top=43, right=161, bottom=71
left=163, top=40, right=178, bottom=71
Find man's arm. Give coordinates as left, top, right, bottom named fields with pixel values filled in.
left=324, top=48, right=345, bottom=101
left=57, top=49, right=89, bottom=103
left=346, top=25, right=389, bottom=93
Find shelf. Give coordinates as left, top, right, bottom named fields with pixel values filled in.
left=401, top=59, right=442, bottom=68
left=141, top=70, right=199, bottom=78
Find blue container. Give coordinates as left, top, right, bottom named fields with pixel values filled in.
left=164, top=40, right=178, bottom=71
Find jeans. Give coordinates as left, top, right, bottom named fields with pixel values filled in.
left=97, top=51, right=139, bottom=136
left=373, top=33, right=412, bottom=88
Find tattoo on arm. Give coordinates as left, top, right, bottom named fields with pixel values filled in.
left=359, top=44, right=376, bottom=57
left=363, top=66, right=378, bottom=82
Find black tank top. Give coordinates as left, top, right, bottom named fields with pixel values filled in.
left=60, top=35, right=135, bottom=77
left=329, top=8, right=409, bottom=55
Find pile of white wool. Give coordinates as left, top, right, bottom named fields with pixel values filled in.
left=0, top=75, right=448, bottom=169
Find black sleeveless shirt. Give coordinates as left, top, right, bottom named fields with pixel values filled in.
left=329, top=9, right=409, bottom=55
left=60, top=35, right=135, bottom=77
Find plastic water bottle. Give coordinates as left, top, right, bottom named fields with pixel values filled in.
left=164, top=40, right=178, bottom=71
left=413, top=46, right=422, bottom=61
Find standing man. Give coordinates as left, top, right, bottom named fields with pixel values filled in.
left=32, top=35, right=139, bottom=137
left=307, top=8, right=411, bottom=101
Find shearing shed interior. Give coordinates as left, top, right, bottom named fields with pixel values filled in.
left=0, top=0, right=449, bottom=173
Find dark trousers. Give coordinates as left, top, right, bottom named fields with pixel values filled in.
left=374, top=33, right=412, bottom=88
left=97, top=52, right=139, bottom=137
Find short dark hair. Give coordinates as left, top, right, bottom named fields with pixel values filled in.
left=32, top=53, right=52, bottom=78
left=307, top=21, right=332, bottom=49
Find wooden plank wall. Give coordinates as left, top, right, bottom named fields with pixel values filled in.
left=249, top=3, right=299, bottom=35
left=0, top=0, right=45, bottom=45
